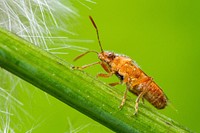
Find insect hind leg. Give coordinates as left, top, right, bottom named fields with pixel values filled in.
left=134, top=78, right=152, bottom=115
left=134, top=90, right=146, bottom=115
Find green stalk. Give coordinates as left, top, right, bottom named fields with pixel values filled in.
left=0, top=28, right=191, bottom=133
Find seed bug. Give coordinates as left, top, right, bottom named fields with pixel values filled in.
left=73, top=16, right=167, bottom=114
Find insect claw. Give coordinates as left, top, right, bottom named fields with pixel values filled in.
left=72, top=66, right=82, bottom=70
left=71, top=66, right=76, bottom=69
left=95, top=74, right=99, bottom=78
left=118, top=105, right=123, bottom=110
left=133, top=111, right=138, bottom=116
left=134, top=103, right=139, bottom=115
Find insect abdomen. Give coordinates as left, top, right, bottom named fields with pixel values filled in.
left=144, top=82, right=167, bottom=109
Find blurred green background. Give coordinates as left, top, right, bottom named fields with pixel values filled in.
left=2, top=0, right=200, bottom=132
left=74, top=1, right=200, bottom=132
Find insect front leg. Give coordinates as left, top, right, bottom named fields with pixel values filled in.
left=96, top=62, right=114, bottom=78
left=109, top=82, right=121, bottom=86
left=100, top=62, right=111, bottom=73
left=96, top=71, right=114, bottom=78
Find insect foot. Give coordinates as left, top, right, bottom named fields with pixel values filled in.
left=71, top=66, right=83, bottom=70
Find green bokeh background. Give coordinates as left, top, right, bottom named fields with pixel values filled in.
left=6, top=1, right=200, bottom=132
left=76, top=1, right=200, bottom=132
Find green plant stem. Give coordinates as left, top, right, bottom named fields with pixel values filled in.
left=0, top=28, right=191, bottom=133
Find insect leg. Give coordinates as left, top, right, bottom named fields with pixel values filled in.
left=96, top=71, right=114, bottom=78
left=100, top=62, right=111, bottom=73
left=109, top=82, right=121, bottom=86
left=134, top=78, right=152, bottom=115
left=134, top=90, right=146, bottom=115
left=96, top=62, right=114, bottom=78
left=142, top=97, right=145, bottom=104
left=72, top=61, right=101, bottom=70
left=119, top=86, right=128, bottom=109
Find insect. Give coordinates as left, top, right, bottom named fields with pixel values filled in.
left=73, top=16, right=167, bottom=114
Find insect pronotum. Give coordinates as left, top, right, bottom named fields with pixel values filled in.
left=73, top=16, right=167, bottom=114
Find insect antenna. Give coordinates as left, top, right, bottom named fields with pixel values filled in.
left=89, top=16, right=104, bottom=52
left=73, top=50, right=98, bottom=61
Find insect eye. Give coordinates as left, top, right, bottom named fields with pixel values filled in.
left=108, top=53, right=114, bottom=58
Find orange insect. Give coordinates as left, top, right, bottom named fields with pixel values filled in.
left=73, top=16, right=167, bottom=114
